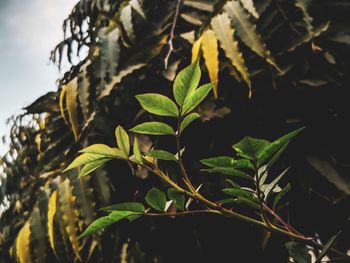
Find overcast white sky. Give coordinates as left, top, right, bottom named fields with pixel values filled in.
left=0, top=0, right=76, bottom=153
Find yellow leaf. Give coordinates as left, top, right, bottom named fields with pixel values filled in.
left=47, top=191, right=57, bottom=257
left=211, top=13, right=252, bottom=97
left=58, top=179, right=82, bottom=261
left=66, top=78, right=79, bottom=141
left=191, top=36, right=202, bottom=63
left=16, top=221, right=32, bottom=263
left=201, top=29, right=219, bottom=97
left=59, top=85, right=68, bottom=125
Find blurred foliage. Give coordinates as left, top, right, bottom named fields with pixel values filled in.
left=1, top=0, right=350, bottom=262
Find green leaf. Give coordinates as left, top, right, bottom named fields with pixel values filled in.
left=285, top=242, right=311, bottom=263
left=223, top=188, right=257, bottom=201
left=135, top=93, right=179, bottom=117
left=167, top=188, right=185, bottom=210
left=115, top=126, right=130, bottom=158
left=201, top=156, right=253, bottom=170
left=130, top=122, right=175, bottom=135
left=233, top=137, right=271, bottom=161
left=273, top=183, right=291, bottom=210
left=101, top=202, right=145, bottom=213
left=235, top=197, right=260, bottom=209
left=182, top=83, right=213, bottom=115
left=203, top=167, right=253, bottom=180
left=79, top=158, right=111, bottom=177
left=145, top=187, right=167, bottom=212
left=133, top=137, right=143, bottom=164
left=263, top=168, right=289, bottom=201
left=173, top=61, right=201, bottom=107
left=147, top=150, right=177, bottom=161
left=63, top=153, right=107, bottom=172
left=79, top=211, right=137, bottom=238
left=315, top=232, right=340, bottom=263
left=258, top=128, right=304, bottom=166
left=180, top=113, right=200, bottom=133
left=79, top=144, right=124, bottom=157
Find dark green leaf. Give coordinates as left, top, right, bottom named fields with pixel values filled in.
left=182, top=83, right=213, bottom=115
left=130, top=122, right=175, bottom=135
left=203, top=167, right=253, bottom=180
left=223, top=188, right=257, bottom=201
left=115, top=126, right=130, bottom=158
left=145, top=187, right=167, bottom=211
left=173, top=61, right=201, bottom=107
left=100, top=202, right=145, bottom=220
left=180, top=112, right=200, bottom=133
left=232, top=136, right=271, bottom=161
left=236, top=197, right=260, bottom=209
left=285, top=242, right=311, bottom=263
left=167, top=188, right=185, bottom=210
left=273, top=183, right=291, bottom=210
left=79, top=211, right=137, bottom=238
left=136, top=93, right=179, bottom=117
left=201, top=156, right=253, bottom=169
left=147, top=150, right=177, bottom=161
left=315, top=232, right=340, bottom=262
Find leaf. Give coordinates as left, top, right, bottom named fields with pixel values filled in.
left=80, top=158, right=111, bottom=177
left=59, top=85, right=69, bottom=125
left=180, top=113, right=200, bottom=133
left=129, top=0, right=145, bottom=19
left=182, top=83, right=213, bottom=115
left=133, top=137, right=143, bottom=164
left=167, top=188, right=185, bottom=210
left=135, top=93, right=179, bottom=117
left=233, top=136, right=271, bottom=161
left=224, top=1, right=279, bottom=70
left=273, top=183, right=291, bottom=210
left=263, top=168, right=289, bottom=201
left=211, top=13, right=251, bottom=97
left=203, top=167, right=252, bottom=180
left=64, top=153, right=108, bottom=172
left=258, top=127, right=304, bottom=166
left=235, top=197, right=260, bottom=209
left=77, top=61, right=91, bottom=120
left=147, top=150, right=177, bottom=161
left=240, top=0, right=259, bottom=18
left=201, top=156, right=253, bottom=170
left=115, top=126, right=130, bottom=158
left=30, top=205, right=47, bottom=263
left=121, top=5, right=135, bottom=42
left=191, top=36, right=202, bottom=63
left=201, top=29, right=219, bottom=97
left=223, top=188, right=257, bottom=201
left=16, top=220, right=32, bottom=263
left=99, top=28, right=120, bottom=78
left=130, top=122, right=175, bottom=135
left=66, top=78, right=79, bottom=140
left=173, top=61, right=201, bottom=107
left=315, top=232, right=340, bottom=262
left=145, top=187, right=167, bottom=212
left=285, top=242, right=311, bottom=263
left=101, top=202, right=145, bottom=221
left=79, top=144, right=123, bottom=157
left=47, top=191, right=57, bottom=257
left=79, top=211, right=137, bottom=238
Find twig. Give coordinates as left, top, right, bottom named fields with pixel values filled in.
left=164, top=0, right=183, bottom=69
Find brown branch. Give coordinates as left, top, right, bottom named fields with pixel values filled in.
left=164, top=0, right=183, bottom=69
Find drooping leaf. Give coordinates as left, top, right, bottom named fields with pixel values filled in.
left=233, top=136, right=271, bottom=161
left=79, top=144, right=123, bottom=157
left=121, top=5, right=135, bottom=42
left=135, top=93, right=179, bottom=117
left=115, top=126, right=130, bottom=158
left=201, top=29, right=219, bottom=97
left=285, top=242, right=311, bottom=263
left=65, top=78, right=79, bottom=140
left=182, top=83, right=213, bottom=115
left=147, top=150, right=177, bottom=161
left=240, top=0, right=259, bottom=18
left=77, top=61, right=91, bottom=120
left=211, top=13, right=251, bottom=97
left=180, top=112, right=200, bottom=133
left=47, top=191, right=57, bottom=257
left=167, top=188, right=185, bottom=210
left=145, top=187, right=167, bottom=212
left=173, top=61, right=201, bottom=107
left=79, top=211, right=137, bottom=238
left=273, top=183, right=291, bottom=210
left=133, top=137, right=143, bottom=164
left=30, top=205, right=47, bottom=263
left=16, top=220, right=32, bottom=263
left=130, top=122, right=175, bottom=135
left=224, top=0, right=279, bottom=70
left=99, top=28, right=120, bottom=79
left=191, top=36, right=202, bottom=63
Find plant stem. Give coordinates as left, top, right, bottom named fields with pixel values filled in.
left=144, top=210, right=220, bottom=217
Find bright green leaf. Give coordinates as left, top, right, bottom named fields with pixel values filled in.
left=233, top=136, right=270, bottom=161
left=167, top=188, right=185, bottom=210
left=79, top=144, right=124, bottom=157
left=115, top=126, right=130, bottom=158
left=136, top=93, right=179, bottom=117
left=173, top=61, right=201, bottom=107
left=145, top=187, right=167, bottom=212
left=64, top=153, right=107, bottom=172
left=133, top=137, right=143, bottom=164
left=79, top=158, right=111, bottom=177
left=180, top=112, right=200, bottom=133
left=285, top=242, right=311, bottom=263
left=130, top=122, right=175, bottom=135
left=147, top=150, right=177, bottom=161
left=182, top=83, right=213, bottom=115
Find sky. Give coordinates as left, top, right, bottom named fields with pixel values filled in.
left=0, top=0, right=76, bottom=153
